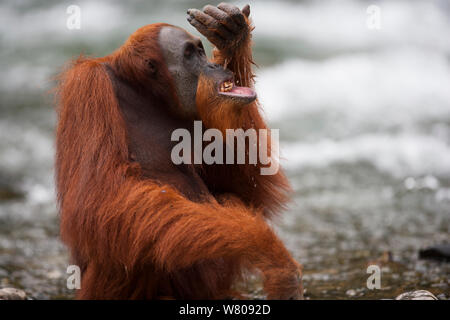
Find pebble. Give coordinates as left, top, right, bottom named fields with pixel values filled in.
left=47, top=270, right=62, bottom=279
left=395, top=290, right=438, bottom=300
left=346, top=289, right=357, bottom=297
left=419, top=244, right=450, bottom=262
left=0, top=288, right=27, bottom=300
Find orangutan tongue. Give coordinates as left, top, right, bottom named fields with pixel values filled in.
left=228, top=85, right=256, bottom=97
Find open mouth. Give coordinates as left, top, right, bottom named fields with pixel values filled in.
left=218, top=79, right=257, bottom=104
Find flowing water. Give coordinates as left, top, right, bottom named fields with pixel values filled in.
left=0, top=0, right=449, bottom=299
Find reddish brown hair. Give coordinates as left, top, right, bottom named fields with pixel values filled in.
left=55, top=21, right=298, bottom=299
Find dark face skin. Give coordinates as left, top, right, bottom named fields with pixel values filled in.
left=159, top=26, right=233, bottom=118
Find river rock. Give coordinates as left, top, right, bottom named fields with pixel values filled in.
left=419, top=244, right=450, bottom=262
left=395, top=290, right=438, bottom=300
left=0, top=287, right=27, bottom=300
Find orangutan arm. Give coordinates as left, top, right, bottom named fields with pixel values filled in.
left=95, top=178, right=302, bottom=299
left=188, top=4, right=291, bottom=216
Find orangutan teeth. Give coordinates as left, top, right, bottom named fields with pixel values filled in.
left=220, top=81, right=233, bottom=92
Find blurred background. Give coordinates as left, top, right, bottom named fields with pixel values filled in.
left=0, top=0, right=449, bottom=299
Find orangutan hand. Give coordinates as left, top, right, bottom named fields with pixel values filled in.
left=187, top=3, right=251, bottom=54
left=263, top=261, right=304, bottom=300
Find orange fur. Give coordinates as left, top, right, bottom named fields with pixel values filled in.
left=55, top=21, right=300, bottom=300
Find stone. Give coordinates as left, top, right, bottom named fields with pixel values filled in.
left=419, top=244, right=450, bottom=262
left=0, top=287, right=27, bottom=300
left=395, top=290, right=438, bottom=300
left=346, top=289, right=357, bottom=297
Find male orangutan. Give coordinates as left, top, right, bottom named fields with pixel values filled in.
left=55, top=3, right=303, bottom=299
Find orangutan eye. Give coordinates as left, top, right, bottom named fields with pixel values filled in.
left=184, top=43, right=195, bottom=58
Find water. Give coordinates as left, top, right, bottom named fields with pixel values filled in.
left=0, top=0, right=449, bottom=299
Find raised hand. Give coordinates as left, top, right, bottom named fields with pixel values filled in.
left=187, top=3, right=251, bottom=55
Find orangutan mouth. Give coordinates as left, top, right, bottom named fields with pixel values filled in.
left=218, top=78, right=257, bottom=103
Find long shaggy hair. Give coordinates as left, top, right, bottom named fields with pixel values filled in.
left=55, top=20, right=296, bottom=299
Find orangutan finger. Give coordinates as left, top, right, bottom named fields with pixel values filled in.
left=188, top=8, right=234, bottom=40
left=186, top=16, right=226, bottom=48
left=203, top=5, right=240, bottom=34
left=217, top=2, right=246, bottom=27
left=242, top=4, right=250, bottom=18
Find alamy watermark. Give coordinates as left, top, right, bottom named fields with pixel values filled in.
left=171, top=121, right=280, bottom=175
left=67, top=265, right=81, bottom=289
left=366, top=5, right=381, bottom=30
left=66, top=5, right=81, bottom=30
left=366, top=264, right=381, bottom=289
